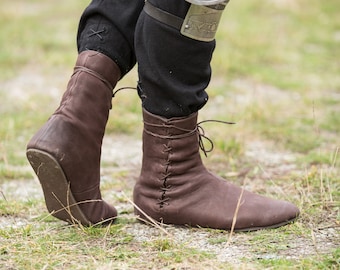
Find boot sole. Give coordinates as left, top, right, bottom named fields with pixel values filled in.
left=135, top=209, right=298, bottom=232
left=26, top=149, right=91, bottom=226
left=234, top=217, right=299, bottom=232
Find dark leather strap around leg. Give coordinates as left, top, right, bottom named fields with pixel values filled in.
left=143, top=1, right=183, bottom=30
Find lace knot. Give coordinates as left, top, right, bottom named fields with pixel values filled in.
left=197, top=119, right=235, bottom=157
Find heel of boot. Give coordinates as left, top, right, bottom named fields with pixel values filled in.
left=26, top=149, right=91, bottom=226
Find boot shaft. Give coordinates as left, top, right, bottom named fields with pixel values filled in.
left=140, top=108, right=204, bottom=174
left=55, top=51, right=121, bottom=137
left=27, top=51, right=121, bottom=193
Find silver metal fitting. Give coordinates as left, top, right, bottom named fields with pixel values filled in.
left=181, top=2, right=228, bottom=42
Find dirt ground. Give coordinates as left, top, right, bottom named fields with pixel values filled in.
left=0, top=67, right=339, bottom=266
left=1, top=136, right=338, bottom=265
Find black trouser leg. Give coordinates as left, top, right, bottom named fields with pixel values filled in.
left=135, top=0, right=216, bottom=118
left=77, top=0, right=144, bottom=77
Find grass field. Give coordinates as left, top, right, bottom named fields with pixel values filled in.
left=0, top=0, right=339, bottom=269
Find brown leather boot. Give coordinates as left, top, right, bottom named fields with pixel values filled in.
left=133, top=109, right=300, bottom=231
left=27, top=50, right=121, bottom=226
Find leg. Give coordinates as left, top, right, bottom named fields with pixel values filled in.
left=78, top=0, right=144, bottom=76
left=133, top=0, right=299, bottom=231
left=135, top=0, right=212, bottom=118
left=27, top=0, right=144, bottom=226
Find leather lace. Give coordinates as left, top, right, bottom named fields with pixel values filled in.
left=197, top=119, right=235, bottom=157
left=144, top=117, right=235, bottom=209
left=144, top=118, right=235, bottom=157
left=112, top=86, right=137, bottom=97
left=74, top=66, right=113, bottom=92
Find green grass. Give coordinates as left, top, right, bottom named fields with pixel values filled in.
left=215, top=0, right=340, bottom=92
left=0, top=0, right=84, bottom=79
left=0, top=0, right=339, bottom=269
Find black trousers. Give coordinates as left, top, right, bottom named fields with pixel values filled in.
left=78, top=0, right=216, bottom=118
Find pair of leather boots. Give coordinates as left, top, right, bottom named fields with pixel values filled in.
left=27, top=51, right=299, bottom=231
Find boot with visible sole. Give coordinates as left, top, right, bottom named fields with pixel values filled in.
left=27, top=50, right=121, bottom=226
left=133, top=109, right=300, bottom=231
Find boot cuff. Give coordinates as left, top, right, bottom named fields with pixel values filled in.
left=142, top=108, right=198, bottom=137
left=76, top=50, right=121, bottom=88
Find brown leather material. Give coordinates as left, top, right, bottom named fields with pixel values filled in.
left=27, top=50, right=121, bottom=225
left=134, top=109, right=300, bottom=231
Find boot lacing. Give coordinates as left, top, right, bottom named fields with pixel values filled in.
left=73, top=67, right=138, bottom=99
left=197, top=119, right=235, bottom=157
left=144, top=119, right=235, bottom=156
left=74, top=66, right=114, bottom=92
left=143, top=117, right=235, bottom=208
